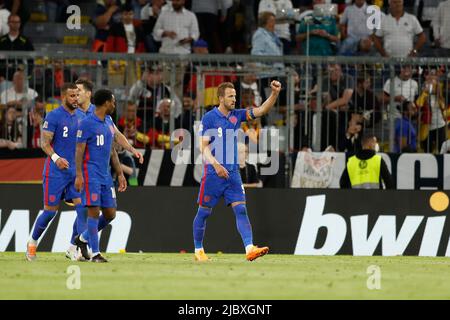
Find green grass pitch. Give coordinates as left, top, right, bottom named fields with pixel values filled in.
left=1, top=252, right=450, bottom=299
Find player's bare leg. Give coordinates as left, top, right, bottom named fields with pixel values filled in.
left=26, top=204, right=59, bottom=261
left=231, top=201, right=269, bottom=261
left=193, top=205, right=212, bottom=262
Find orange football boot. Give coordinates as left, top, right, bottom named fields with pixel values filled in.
left=246, top=245, right=269, bottom=261
left=194, top=249, right=210, bottom=262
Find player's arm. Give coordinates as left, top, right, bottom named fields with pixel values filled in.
left=110, top=147, right=127, bottom=192
left=74, top=142, right=86, bottom=193
left=41, top=130, right=69, bottom=170
left=200, top=137, right=229, bottom=179
left=252, top=80, right=282, bottom=118
left=113, top=125, right=144, bottom=164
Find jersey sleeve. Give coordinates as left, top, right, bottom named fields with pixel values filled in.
left=77, top=119, right=92, bottom=144
left=199, top=114, right=213, bottom=137
left=236, top=108, right=256, bottom=123
left=42, top=111, right=58, bottom=133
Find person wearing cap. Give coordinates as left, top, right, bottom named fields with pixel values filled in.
left=340, top=134, right=394, bottom=189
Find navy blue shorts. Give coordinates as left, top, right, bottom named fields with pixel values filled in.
left=43, top=175, right=81, bottom=206
left=84, top=182, right=117, bottom=208
left=197, top=170, right=246, bottom=208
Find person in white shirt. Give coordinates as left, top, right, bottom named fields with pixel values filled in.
left=416, top=68, right=447, bottom=153
left=338, top=0, right=373, bottom=55
left=152, top=0, right=200, bottom=54
left=382, top=65, right=419, bottom=119
left=0, top=70, right=38, bottom=113
left=0, top=5, right=10, bottom=36
left=258, top=0, right=293, bottom=54
left=432, top=0, right=450, bottom=56
left=374, top=0, right=426, bottom=57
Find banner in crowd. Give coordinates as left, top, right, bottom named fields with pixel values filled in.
left=2, top=149, right=450, bottom=189
left=137, top=150, right=450, bottom=190
left=1, top=185, right=450, bottom=256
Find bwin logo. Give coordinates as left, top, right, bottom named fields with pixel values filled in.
left=295, top=195, right=449, bottom=257
left=0, top=210, right=132, bottom=252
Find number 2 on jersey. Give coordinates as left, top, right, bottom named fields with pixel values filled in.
left=63, top=126, right=68, bottom=137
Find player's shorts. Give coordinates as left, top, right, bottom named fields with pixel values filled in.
left=84, top=182, right=117, bottom=208
left=197, top=170, right=245, bottom=208
left=43, top=175, right=81, bottom=207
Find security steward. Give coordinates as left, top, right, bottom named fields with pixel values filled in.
left=340, top=134, right=394, bottom=189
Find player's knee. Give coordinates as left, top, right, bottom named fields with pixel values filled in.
left=198, top=206, right=212, bottom=217
left=232, top=203, right=247, bottom=216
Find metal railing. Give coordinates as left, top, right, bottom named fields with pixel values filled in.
left=1, top=51, right=449, bottom=158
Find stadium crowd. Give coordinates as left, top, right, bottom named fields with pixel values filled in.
left=1, top=0, right=450, bottom=170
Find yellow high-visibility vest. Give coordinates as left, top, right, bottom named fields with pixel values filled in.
left=347, top=154, right=381, bottom=189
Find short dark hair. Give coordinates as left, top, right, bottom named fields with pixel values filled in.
left=362, top=134, right=376, bottom=146
left=93, top=89, right=114, bottom=107
left=61, top=83, right=78, bottom=95
left=75, top=78, right=94, bottom=93
left=217, top=82, right=235, bottom=98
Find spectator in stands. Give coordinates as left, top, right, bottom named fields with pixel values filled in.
left=0, top=104, right=22, bottom=149
left=129, top=65, right=182, bottom=126
left=27, top=96, right=44, bottom=149
left=353, top=76, right=381, bottom=128
left=394, top=99, right=417, bottom=152
left=258, top=0, right=293, bottom=55
left=118, top=101, right=145, bottom=148
left=4, top=0, right=30, bottom=28
left=112, top=142, right=138, bottom=186
left=339, top=115, right=363, bottom=153
left=0, top=14, right=32, bottom=50
left=105, top=3, right=146, bottom=87
left=191, top=0, right=229, bottom=53
left=0, top=1, right=10, bottom=36
left=44, top=59, right=78, bottom=100
left=251, top=11, right=283, bottom=57
left=0, top=70, right=38, bottom=113
left=432, top=0, right=450, bottom=57
left=235, top=69, right=262, bottom=107
left=140, top=0, right=166, bottom=52
left=146, top=98, right=181, bottom=149
left=296, top=0, right=339, bottom=56
left=373, top=0, right=426, bottom=57
left=338, top=0, right=373, bottom=56
left=382, top=65, right=418, bottom=120
left=106, top=4, right=146, bottom=54
left=314, top=64, right=354, bottom=150
left=153, top=0, right=200, bottom=54
left=180, top=96, right=195, bottom=131
left=238, top=142, right=262, bottom=188
left=92, top=0, right=121, bottom=52
left=416, top=67, right=447, bottom=153
left=0, top=14, right=34, bottom=80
